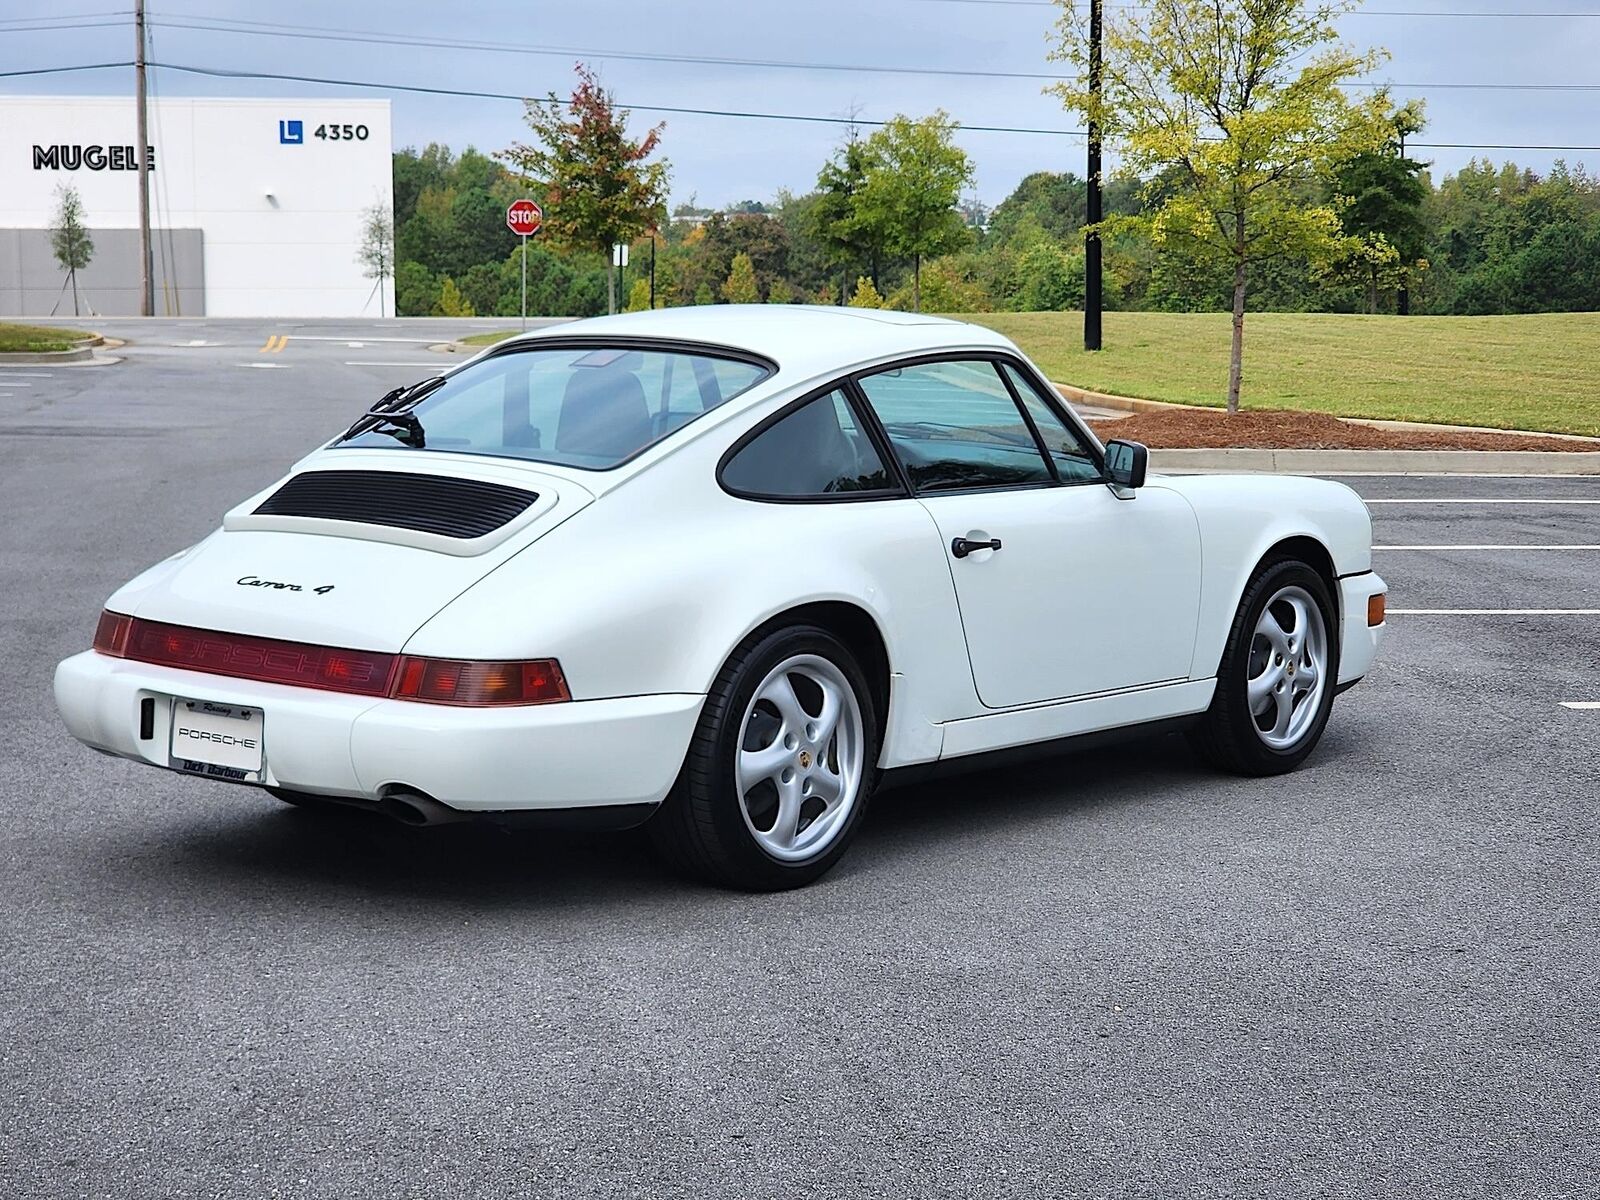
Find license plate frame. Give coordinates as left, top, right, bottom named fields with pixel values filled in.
left=169, top=698, right=266, bottom=783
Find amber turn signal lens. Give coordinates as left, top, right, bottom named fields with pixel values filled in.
left=391, top=657, right=570, bottom=706
left=1368, top=593, right=1387, bottom=627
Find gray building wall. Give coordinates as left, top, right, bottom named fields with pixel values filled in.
left=0, top=227, right=204, bottom=317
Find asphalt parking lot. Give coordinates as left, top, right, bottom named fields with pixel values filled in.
left=2, top=318, right=1596, bottom=1199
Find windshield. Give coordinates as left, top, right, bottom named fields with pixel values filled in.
left=337, top=344, right=772, bottom=470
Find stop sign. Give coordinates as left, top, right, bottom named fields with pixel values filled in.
left=506, top=199, right=542, bottom=237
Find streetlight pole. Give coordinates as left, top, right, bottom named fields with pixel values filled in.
left=1084, top=0, right=1103, bottom=352
left=134, top=0, right=154, bottom=316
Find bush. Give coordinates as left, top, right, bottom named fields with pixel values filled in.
left=432, top=276, right=475, bottom=317
left=847, top=276, right=886, bottom=308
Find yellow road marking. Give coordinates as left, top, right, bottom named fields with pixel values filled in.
left=258, top=334, right=288, bottom=353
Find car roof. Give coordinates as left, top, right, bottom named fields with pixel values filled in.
left=497, top=304, right=1017, bottom=379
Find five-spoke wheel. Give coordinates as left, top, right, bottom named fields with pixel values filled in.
left=1190, top=559, right=1339, bottom=776
left=648, top=624, right=879, bottom=890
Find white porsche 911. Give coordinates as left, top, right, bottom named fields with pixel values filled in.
left=56, top=306, right=1387, bottom=889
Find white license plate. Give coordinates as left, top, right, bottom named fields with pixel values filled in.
left=170, top=698, right=265, bottom=781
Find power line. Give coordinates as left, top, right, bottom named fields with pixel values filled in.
left=148, top=15, right=1076, bottom=81
left=148, top=61, right=1600, bottom=150
left=128, top=15, right=1600, bottom=93
left=2, top=61, right=1598, bottom=152
left=910, top=0, right=1600, bottom=13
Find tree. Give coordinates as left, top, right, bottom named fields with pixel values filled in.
left=855, top=112, right=974, bottom=311
left=1050, top=0, right=1390, bottom=411
left=807, top=135, right=881, bottom=301
left=847, top=276, right=887, bottom=308
left=721, top=252, right=761, bottom=303
left=357, top=202, right=394, bottom=317
left=501, top=63, right=669, bottom=314
left=432, top=276, right=475, bottom=317
left=50, top=185, right=94, bottom=317
left=1331, top=104, right=1429, bottom=313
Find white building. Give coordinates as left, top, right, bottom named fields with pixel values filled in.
left=0, top=96, right=394, bottom=317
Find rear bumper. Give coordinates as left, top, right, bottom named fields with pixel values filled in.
left=1337, top=571, right=1387, bottom=686
left=53, top=651, right=703, bottom=812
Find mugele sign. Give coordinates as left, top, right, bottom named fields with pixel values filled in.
left=32, top=144, right=157, bottom=172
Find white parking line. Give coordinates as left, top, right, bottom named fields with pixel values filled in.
left=0, top=382, right=33, bottom=387
left=0, top=371, right=52, bottom=379
left=1376, top=545, right=1600, bottom=551
left=1365, top=499, right=1600, bottom=505
left=343, top=361, right=445, bottom=369
left=1560, top=702, right=1600, bottom=710
left=238, top=362, right=291, bottom=369
left=1390, top=609, right=1600, bottom=616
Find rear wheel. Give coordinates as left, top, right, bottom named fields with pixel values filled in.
left=648, top=624, right=878, bottom=890
left=1190, top=559, right=1339, bottom=776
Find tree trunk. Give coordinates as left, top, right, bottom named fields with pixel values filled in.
left=69, top=267, right=79, bottom=317
left=913, top=253, right=922, bottom=313
left=1368, top=264, right=1379, bottom=316
left=1227, top=256, right=1247, bottom=415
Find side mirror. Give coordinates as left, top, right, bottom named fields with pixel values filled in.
left=1104, top=439, right=1148, bottom=490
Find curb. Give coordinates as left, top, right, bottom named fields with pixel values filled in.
left=0, top=345, right=94, bottom=364
left=1053, top=380, right=1600, bottom=446
left=1151, top=448, right=1600, bottom=475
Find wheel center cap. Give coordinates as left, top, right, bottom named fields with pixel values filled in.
left=1287, top=662, right=1296, bottom=676
left=798, top=750, right=813, bottom=769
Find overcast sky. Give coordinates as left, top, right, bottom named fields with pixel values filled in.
left=6, top=1, right=1600, bottom=208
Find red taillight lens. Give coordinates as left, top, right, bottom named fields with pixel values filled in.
left=392, top=656, right=569, bottom=706
left=114, top=616, right=398, bottom=697
left=90, top=611, right=570, bottom=706
left=93, top=610, right=133, bottom=657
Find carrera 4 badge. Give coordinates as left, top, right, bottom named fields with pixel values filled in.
left=237, top=575, right=335, bottom=596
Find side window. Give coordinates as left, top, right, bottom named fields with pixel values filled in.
left=1001, top=363, right=1103, bottom=484
left=721, top=390, right=898, bottom=499
left=856, top=360, right=1053, bottom=492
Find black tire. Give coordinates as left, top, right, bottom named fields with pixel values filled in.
left=647, top=624, right=879, bottom=891
left=1189, top=558, right=1340, bottom=776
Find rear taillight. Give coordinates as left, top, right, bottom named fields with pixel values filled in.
left=393, top=657, right=569, bottom=706
left=89, top=611, right=570, bottom=706
left=93, top=610, right=133, bottom=656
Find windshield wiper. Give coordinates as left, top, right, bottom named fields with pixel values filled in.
left=337, top=375, right=445, bottom=447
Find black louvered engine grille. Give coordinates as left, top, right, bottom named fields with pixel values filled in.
left=254, top=470, right=539, bottom=539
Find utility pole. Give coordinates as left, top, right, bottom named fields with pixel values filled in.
left=1083, top=0, right=1103, bottom=351
left=134, top=0, right=154, bottom=317
left=1396, top=123, right=1411, bottom=317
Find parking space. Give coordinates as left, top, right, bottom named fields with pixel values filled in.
left=1, top=324, right=1596, bottom=1198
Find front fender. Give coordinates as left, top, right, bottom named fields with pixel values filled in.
left=1158, top=474, right=1374, bottom=680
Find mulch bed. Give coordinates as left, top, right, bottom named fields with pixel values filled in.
left=1084, top=408, right=1598, bottom=452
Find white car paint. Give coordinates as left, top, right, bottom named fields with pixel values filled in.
left=54, top=305, right=1386, bottom=817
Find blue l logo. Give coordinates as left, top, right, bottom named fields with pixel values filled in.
left=278, top=119, right=303, bottom=145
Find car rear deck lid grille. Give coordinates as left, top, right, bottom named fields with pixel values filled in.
left=254, top=469, right=538, bottom=539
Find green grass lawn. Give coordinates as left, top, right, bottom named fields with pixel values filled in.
left=0, top=322, right=90, bottom=353
left=447, top=310, right=1600, bottom=437
left=458, top=329, right=519, bottom=346
left=967, top=311, right=1600, bottom=438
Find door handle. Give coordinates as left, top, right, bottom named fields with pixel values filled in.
left=951, top=536, right=1002, bottom=559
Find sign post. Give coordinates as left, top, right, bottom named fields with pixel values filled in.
left=505, top=199, right=543, bottom=331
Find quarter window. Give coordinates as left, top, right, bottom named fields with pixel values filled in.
left=856, top=360, right=1053, bottom=492
left=1000, top=364, right=1103, bottom=484
left=721, top=390, right=898, bottom=498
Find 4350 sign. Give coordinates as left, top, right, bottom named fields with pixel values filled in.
left=312, top=122, right=370, bottom=142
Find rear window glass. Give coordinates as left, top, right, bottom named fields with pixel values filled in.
left=337, top=345, right=770, bottom=470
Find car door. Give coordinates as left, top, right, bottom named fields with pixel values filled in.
left=853, top=356, right=1201, bottom=710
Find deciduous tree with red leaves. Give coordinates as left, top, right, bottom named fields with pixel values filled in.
left=501, top=63, right=670, bottom=314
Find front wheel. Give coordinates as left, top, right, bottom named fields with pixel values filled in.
left=648, top=624, right=878, bottom=890
left=1189, top=559, right=1339, bottom=776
